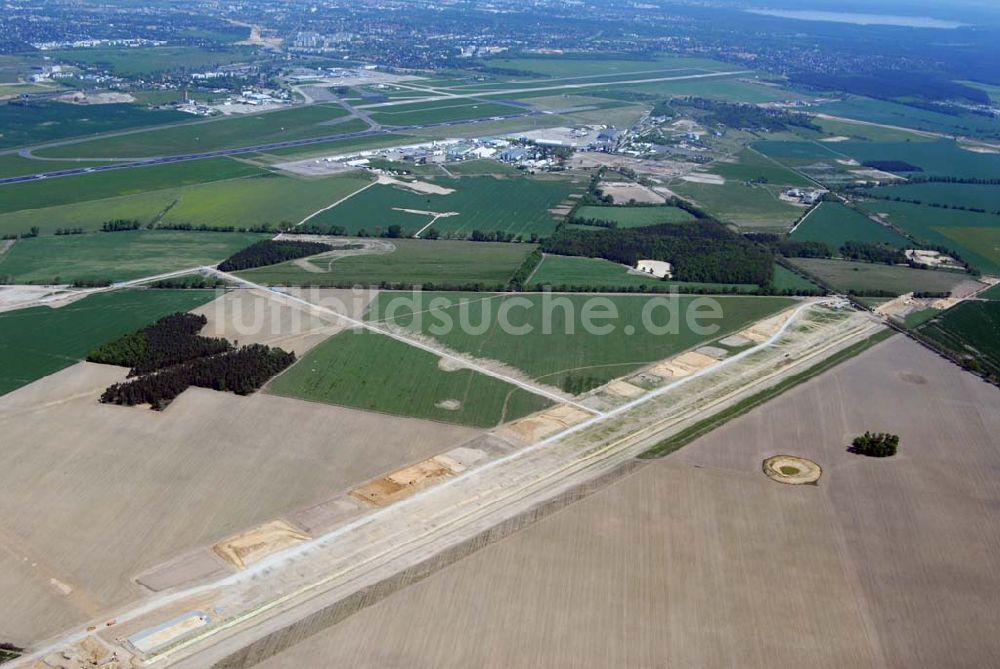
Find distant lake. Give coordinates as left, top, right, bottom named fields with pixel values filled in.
left=747, top=9, right=967, bottom=29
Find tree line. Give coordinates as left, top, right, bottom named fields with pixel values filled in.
left=100, top=344, right=296, bottom=410
left=218, top=240, right=331, bottom=271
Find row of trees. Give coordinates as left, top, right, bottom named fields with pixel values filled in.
left=507, top=248, right=543, bottom=291
left=861, top=160, right=923, bottom=173
left=217, top=240, right=331, bottom=272
left=840, top=241, right=906, bottom=265
left=100, top=344, right=296, bottom=410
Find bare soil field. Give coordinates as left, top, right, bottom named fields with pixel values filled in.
left=0, top=362, right=481, bottom=645
left=191, top=287, right=377, bottom=357
left=252, top=336, right=1000, bottom=669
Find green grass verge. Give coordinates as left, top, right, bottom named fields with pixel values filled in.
left=267, top=329, right=552, bottom=427
left=639, top=328, right=894, bottom=458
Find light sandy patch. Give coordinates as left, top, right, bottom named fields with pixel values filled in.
left=191, top=288, right=376, bottom=357
left=437, top=356, right=465, bottom=372
left=0, top=239, right=13, bottom=255
left=850, top=168, right=906, bottom=182
left=549, top=205, right=573, bottom=216
left=495, top=403, right=592, bottom=444
left=681, top=172, right=725, bottom=185
left=718, top=334, right=751, bottom=348
left=650, top=350, right=717, bottom=379
left=931, top=296, right=961, bottom=310
left=213, top=520, right=310, bottom=571
left=778, top=193, right=812, bottom=207
left=959, top=143, right=1000, bottom=154
left=56, top=91, right=135, bottom=104
left=377, top=174, right=454, bottom=195
left=392, top=207, right=457, bottom=218
left=129, top=611, right=210, bottom=655
left=350, top=456, right=460, bottom=507
left=603, top=380, right=645, bottom=398
left=836, top=158, right=861, bottom=166
left=762, top=455, right=822, bottom=485
left=435, top=399, right=462, bottom=411
left=281, top=239, right=394, bottom=274
left=0, top=284, right=83, bottom=313
left=821, top=136, right=851, bottom=143
left=597, top=181, right=665, bottom=204
left=738, top=309, right=794, bottom=343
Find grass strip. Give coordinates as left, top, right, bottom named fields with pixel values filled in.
left=639, top=328, right=894, bottom=458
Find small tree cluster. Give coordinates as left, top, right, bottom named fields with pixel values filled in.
left=850, top=432, right=900, bottom=458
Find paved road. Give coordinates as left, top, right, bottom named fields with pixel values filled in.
left=0, top=111, right=538, bottom=186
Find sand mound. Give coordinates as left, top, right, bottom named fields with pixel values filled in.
left=762, top=455, right=822, bottom=485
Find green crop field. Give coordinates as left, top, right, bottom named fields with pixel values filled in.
left=527, top=254, right=759, bottom=292
left=0, top=289, right=217, bottom=396
left=710, top=149, right=814, bottom=187
left=572, top=205, right=695, bottom=228
left=308, top=176, right=581, bottom=237
left=367, top=292, right=795, bottom=392
left=366, top=100, right=521, bottom=126
left=917, top=301, right=1000, bottom=378
left=0, top=230, right=264, bottom=284
left=981, top=283, right=1000, bottom=300
left=0, top=171, right=373, bottom=236
left=37, top=104, right=357, bottom=159
left=48, top=45, right=256, bottom=76
left=672, top=180, right=802, bottom=229
left=815, top=98, right=1000, bottom=139
left=0, top=100, right=188, bottom=150
left=478, top=55, right=727, bottom=78
left=856, top=200, right=1000, bottom=274
left=770, top=264, right=822, bottom=292
left=239, top=238, right=533, bottom=287
left=831, top=140, right=1000, bottom=179
left=789, top=257, right=969, bottom=295
left=790, top=202, right=910, bottom=248
left=813, top=117, right=933, bottom=143
left=865, top=183, right=1000, bottom=212
left=267, top=329, right=551, bottom=427
left=0, top=158, right=264, bottom=216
